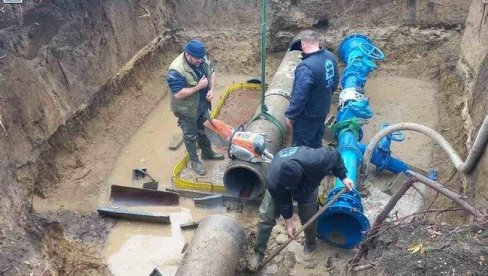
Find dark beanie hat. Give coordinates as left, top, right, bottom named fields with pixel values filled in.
left=279, top=160, right=303, bottom=189
left=184, top=39, right=206, bottom=58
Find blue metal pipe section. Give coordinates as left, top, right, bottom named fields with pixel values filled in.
left=318, top=34, right=387, bottom=249
left=357, top=143, right=410, bottom=173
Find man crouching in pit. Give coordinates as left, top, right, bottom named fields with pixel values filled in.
left=248, top=145, right=354, bottom=271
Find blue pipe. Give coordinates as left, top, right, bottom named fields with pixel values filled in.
left=337, top=131, right=362, bottom=183
left=357, top=143, right=411, bottom=173
left=318, top=34, right=386, bottom=249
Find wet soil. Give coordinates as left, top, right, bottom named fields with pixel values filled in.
left=368, top=221, right=488, bottom=275
left=101, top=74, right=253, bottom=275
left=217, top=89, right=261, bottom=128
left=27, top=69, right=444, bottom=276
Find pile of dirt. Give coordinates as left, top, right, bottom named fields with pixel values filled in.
left=267, top=0, right=470, bottom=52
left=217, top=89, right=261, bottom=127
left=0, top=212, right=113, bottom=275
left=367, top=220, right=488, bottom=275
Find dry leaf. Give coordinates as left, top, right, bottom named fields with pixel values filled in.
left=408, top=243, right=427, bottom=255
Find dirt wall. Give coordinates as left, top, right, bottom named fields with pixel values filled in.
left=268, top=0, right=471, bottom=51
left=0, top=0, right=174, bottom=229
left=436, top=0, right=488, bottom=204
left=0, top=1, right=177, bottom=274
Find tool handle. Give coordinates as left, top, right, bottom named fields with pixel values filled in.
left=258, top=188, right=348, bottom=270
left=135, top=168, right=156, bottom=182
left=144, top=172, right=157, bottom=182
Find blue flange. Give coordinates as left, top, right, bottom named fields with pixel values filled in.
left=318, top=188, right=370, bottom=249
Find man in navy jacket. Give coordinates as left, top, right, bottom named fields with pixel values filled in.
left=285, top=30, right=339, bottom=148
left=249, top=146, right=353, bottom=271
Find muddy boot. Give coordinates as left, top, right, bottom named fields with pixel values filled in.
left=250, top=221, right=273, bottom=272
left=186, top=140, right=207, bottom=175
left=198, top=135, right=224, bottom=160
left=248, top=251, right=264, bottom=272
left=299, top=200, right=318, bottom=254
left=190, top=160, right=206, bottom=175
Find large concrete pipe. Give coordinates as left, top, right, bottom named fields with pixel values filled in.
left=223, top=43, right=302, bottom=199
left=176, top=214, right=245, bottom=276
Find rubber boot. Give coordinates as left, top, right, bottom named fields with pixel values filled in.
left=298, top=200, right=318, bottom=254
left=249, top=222, right=274, bottom=271
left=248, top=251, right=264, bottom=272
left=198, top=135, right=224, bottom=160
left=185, top=140, right=206, bottom=175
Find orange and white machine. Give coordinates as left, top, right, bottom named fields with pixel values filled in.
left=204, top=119, right=273, bottom=163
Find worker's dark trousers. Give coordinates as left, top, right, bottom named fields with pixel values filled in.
left=292, top=117, right=326, bottom=149
left=178, top=115, right=212, bottom=161
left=254, top=189, right=319, bottom=256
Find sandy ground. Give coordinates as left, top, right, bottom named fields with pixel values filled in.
left=97, top=70, right=439, bottom=275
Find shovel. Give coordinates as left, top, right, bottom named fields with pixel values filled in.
left=257, top=188, right=348, bottom=271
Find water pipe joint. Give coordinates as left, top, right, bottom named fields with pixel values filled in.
left=335, top=101, right=373, bottom=129
left=338, top=33, right=385, bottom=90
left=337, top=130, right=363, bottom=163
left=318, top=187, right=370, bottom=249
left=371, top=147, right=393, bottom=172
left=317, top=34, right=385, bottom=250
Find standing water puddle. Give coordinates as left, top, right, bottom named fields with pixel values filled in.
left=101, top=75, right=251, bottom=275
left=104, top=199, right=225, bottom=275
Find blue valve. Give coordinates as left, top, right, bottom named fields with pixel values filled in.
left=428, top=168, right=438, bottom=181
left=359, top=42, right=385, bottom=61
left=380, top=122, right=405, bottom=142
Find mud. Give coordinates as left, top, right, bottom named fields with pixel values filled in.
left=217, top=89, right=262, bottom=128
left=1, top=0, right=487, bottom=275
left=0, top=212, right=112, bottom=275
left=101, top=74, right=251, bottom=275
left=367, top=221, right=488, bottom=275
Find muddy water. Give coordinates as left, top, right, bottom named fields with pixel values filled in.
left=361, top=74, right=439, bottom=220
left=102, top=74, right=253, bottom=275
left=363, top=75, right=439, bottom=167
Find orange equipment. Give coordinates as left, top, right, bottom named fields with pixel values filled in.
left=204, top=119, right=273, bottom=163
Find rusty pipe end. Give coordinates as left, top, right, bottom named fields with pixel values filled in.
left=223, top=161, right=268, bottom=199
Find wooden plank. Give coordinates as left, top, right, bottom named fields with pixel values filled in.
left=97, top=207, right=170, bottom=224
left=169, top=133, right=184, bottom=150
